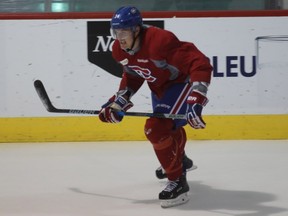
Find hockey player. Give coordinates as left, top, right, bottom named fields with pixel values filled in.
left=99, top=6, right=212, bottom=208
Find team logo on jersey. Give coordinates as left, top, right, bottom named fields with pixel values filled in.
left=87, top=21, right=164, bottom=78
left=129, top=65, right=156, bottom=82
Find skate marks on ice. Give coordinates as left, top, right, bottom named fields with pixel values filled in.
left=1, top=140, right=288, bottom=215
left=68, top=181, right=287, bottom=215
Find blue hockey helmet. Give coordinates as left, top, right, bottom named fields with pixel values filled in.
left=111, top=6, right=143, bottom=30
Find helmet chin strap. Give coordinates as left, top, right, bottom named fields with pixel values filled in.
left=124, top=30, right=140, bottom=55
left=125, top=47, right=135, bottom=55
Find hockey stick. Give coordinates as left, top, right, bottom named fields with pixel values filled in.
left=34, top=80, right=186, bottom=119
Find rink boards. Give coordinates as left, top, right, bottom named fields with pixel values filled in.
left=1, top=114, right=288, bottom=142
left=0, top=11, right=288, bottom=142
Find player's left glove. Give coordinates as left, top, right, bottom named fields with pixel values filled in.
left=99, top=90, right=134, bottom=123
left=186, top=91, right=209, bottom=129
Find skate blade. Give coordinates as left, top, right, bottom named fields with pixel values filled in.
left=186, top=165, right=197, bottom=172
left=160, top=192, right=189, bottom=208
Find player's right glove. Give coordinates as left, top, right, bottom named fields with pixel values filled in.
left=186, top=90, right=208, bottom=129
left=99, top=90, right=134, bottom=123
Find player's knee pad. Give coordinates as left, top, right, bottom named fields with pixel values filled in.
left=144, top=118, right=174, bottom=144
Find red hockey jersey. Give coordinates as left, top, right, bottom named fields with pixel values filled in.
left=112, top=26, right=212, bottom=98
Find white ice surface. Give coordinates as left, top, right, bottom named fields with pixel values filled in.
left=0, top=140, right=288, bottom=216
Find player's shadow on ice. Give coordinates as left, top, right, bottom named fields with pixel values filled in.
left=69, top=181, right=287, bottom=216
left=176, top=181, right=287, bottom=215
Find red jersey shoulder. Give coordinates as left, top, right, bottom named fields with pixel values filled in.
left=142, top=26, right=181, bottom=59
left=143, top=26, right=177, bottom=42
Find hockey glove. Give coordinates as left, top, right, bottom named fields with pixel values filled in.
left=99, top=92, right=134, bottom=123
left=186, top=91, right=208, bottom=129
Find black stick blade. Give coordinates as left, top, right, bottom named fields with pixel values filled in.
left=34, top=80, right=57, bottom=112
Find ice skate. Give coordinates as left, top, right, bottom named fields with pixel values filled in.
left=159, top=174, right=190, bottom=208
left=155, top=153, right=197, bottom=179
